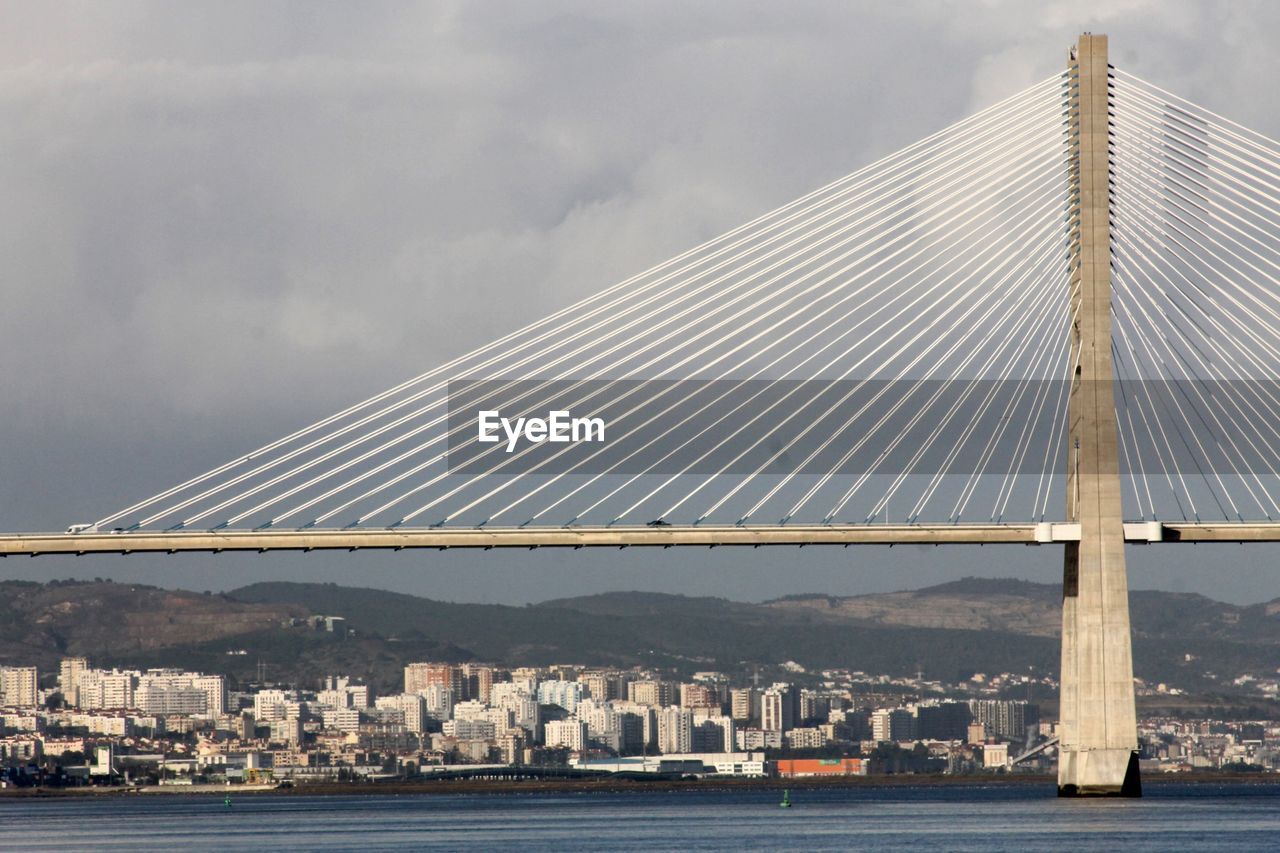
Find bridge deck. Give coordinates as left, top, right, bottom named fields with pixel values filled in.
left=1, top=521, right=1279, bottom=555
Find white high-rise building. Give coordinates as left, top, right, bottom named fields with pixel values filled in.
left=404, top=663, right=462, bottom=696
left=491, top=685, right=539, bottom=733
left=484, top=706, right=516, bottom=730
left=75, top=670, right=136, bottom=710
left=537, top=680, right=585, bottom=713
left=509, top=670, right=540, bottom=696
left=613, top=701, right=657, bottom=751
left=544, top=719, right=587, bottom=751
left=692, top=714, right=736, bottom=753
left=138, top=685, right=208, bottom=715
left=730, top=687, right=758, bottom=722
left=871, top=708, right=916, bottom=743
left=420, top=684, right=455, bottom=721
left=69, top=668, right=223, bottom=714
left=577, top=698, right=621, bottom=741
left=136, top=671, right=225, bottom=716
left=270, top=717, right=303, bottom=745
left=0, top=666, right=38, bottom=708
left=321, top=707, right=361, bottom=733
left=317, top=689, right=347, bottom=709
left=321, top=676, right=369, bottom=709
left=376, top=693, right=427, bottom=734
left=443, top=719, right=496, bottom=740
left=488, top=683, right=524, bottom=704
left=192, top=675, right=226, bottom=716
left=629, top=680, right=676, bottom=708
left=59, top=658, right=88, bottom=706
left=254, top=689, right=292, bottom=722
left=761, top=686, right=796, bottom=733
left=657, top=706, right=693, bottom=754
left=451, top=700, right=490, bottom=722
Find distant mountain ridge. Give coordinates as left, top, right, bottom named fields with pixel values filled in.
left=766, top=577, right=1280, bottom=646
left=0, top=579, right=301, bottom=661
left=1, top=577, right=1276, bottom=693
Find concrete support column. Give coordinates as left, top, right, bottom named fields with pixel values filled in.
left=1058, top=32, right=1141, bottom=797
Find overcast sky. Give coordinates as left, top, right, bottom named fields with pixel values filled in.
left=4, top=1, right=1280, bottom=604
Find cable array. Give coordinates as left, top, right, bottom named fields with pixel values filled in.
left=1110, top=70, right=1280, bottom=520
left=96, top=75, right=1081, bottom=532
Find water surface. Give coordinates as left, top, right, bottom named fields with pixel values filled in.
left=3, top=783, right=1277, bottom=851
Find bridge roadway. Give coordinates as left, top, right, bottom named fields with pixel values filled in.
left=2, top=521, right=1280, bottom=556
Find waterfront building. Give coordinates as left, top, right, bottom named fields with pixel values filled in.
left=775, top=757, right=866, bottom=777
left=871, top=708, right=916, bottom=743
left=917, top=702, right=972, bottom=741
left=570, top=751, right=766, bottom=777
left=761, top=685, right=797, bottom=733
left=613, top=701, right=658, bottom=751
left=657, top=706, right=693, bottom=754
left=692, top=715, right=735, bottom=752
left=982, top=742, right=1010, bottom=768
left=544, top=719, right=587, bottom=751
left=968, top=700, right=1039, bottom=742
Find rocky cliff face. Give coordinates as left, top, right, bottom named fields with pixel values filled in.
left=765, top=587, right=1062, bottom=637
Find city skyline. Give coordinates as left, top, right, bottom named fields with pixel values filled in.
left=7, top=647, right=1272, bottom=789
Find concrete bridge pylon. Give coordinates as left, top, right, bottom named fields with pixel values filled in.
left=1058, top=32, right=1141, bottom=797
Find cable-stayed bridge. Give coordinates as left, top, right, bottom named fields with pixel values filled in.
left=6, top=34, right=1280, bottom=796
left=14, top=43, right=1280, bottom=548
left=17, top=47, right=1280, bottom=547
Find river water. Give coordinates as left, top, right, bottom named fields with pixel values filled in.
left=3, top=782, right=1278, bottom=851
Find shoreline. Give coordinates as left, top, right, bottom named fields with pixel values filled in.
left=5, top=772, right=1277, bottom=799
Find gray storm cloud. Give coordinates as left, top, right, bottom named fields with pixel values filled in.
left=3, top=0, right=1280, bottom=604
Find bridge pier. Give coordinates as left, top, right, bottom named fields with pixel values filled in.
left=1058, top=33, right=1140, bottom=798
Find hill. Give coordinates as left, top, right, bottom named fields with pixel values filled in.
left=1, top=577, right=1277, bottom=695
left=765, top=577, right=1280, bottom=645
left=228, top=581, right=1059, bottom=685
left=0, top=579, right=300, bottom=667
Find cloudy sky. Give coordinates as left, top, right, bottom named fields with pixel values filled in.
left=4, top=0, right=1280, bottom=604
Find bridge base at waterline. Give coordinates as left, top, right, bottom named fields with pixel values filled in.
left=1058, top=748, right=1142, bottom=797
